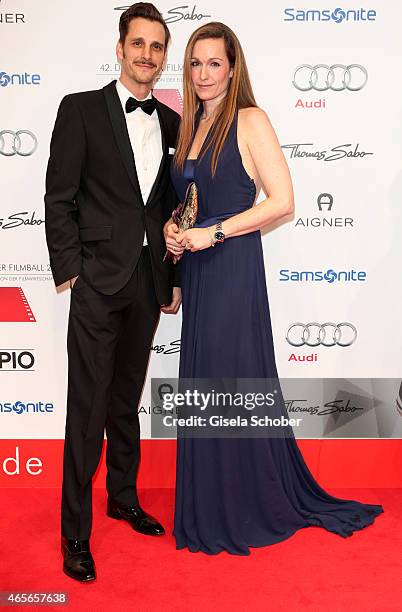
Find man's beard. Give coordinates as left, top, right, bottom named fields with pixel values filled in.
left=132, top=66, right=156, bottom=84
left=123, top=52, right=158, bottom=84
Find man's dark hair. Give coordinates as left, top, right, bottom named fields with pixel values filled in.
left=119, top=3, right=170, bottom=48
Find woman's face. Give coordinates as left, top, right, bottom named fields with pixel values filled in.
left=190, top=37, right=233, bottom=103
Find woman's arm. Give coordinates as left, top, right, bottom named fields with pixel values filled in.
left=176, top=107, right=294, bottom=251
left=221, top=107, right=294, bottom=238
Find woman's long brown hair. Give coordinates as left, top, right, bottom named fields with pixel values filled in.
left=174, top=22, right=257, bottom=176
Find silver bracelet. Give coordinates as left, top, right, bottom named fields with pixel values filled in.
left=207, top=227, right=216, bottom=247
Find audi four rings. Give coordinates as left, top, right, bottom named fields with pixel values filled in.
left=0, top=130, right=37, bottom=156
left=292, top=64, right=368, bottom=91
left=286, top=322, right=357, bottom=347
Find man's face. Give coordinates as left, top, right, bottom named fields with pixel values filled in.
left=117, top=17, right=166, bottom=86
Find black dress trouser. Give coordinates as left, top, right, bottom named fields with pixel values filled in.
left=61, top=247, right=160, bottom=539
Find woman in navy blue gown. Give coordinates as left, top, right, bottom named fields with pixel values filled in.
left=165, top=22, right=383, bottom=555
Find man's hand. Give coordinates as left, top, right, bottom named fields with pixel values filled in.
left=161, top=286, right=182, bottom=314
left=70, top=275, right=79, bottom=288
left=164, top=221, right=185, bottom=259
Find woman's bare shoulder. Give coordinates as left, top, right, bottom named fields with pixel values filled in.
left=238, top=107, right=273, bottom=136
left=238, top=106, right=270, bottom=123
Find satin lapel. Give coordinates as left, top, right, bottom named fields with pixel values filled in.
left=103, top=81, right=144, bottom=205
left=145, top=98, right=168, bottom=206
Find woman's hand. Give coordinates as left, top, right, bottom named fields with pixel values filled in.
left=176, top=227, right=213, bottom=253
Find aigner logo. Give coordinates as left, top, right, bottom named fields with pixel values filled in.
left=294, top=193, right=354, bottom=229
left=0, top=0, right=25, bottom=24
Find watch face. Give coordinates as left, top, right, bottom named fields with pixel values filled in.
left=214, top=231, right=225, bottom=242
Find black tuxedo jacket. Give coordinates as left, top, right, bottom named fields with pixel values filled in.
left=44, top=80, right=180, bottom=303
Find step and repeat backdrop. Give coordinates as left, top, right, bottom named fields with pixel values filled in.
left=1, top=0, right=402, bottom=479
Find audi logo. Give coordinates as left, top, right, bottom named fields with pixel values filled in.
left=292, top=64, right=368, bottom=92
left=0, top=130, right=37, bottom=157
left=287, top=322, right=357, bottom=347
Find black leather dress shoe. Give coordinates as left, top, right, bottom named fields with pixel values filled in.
left=107, top=499, right=165, bottom=536
left=62, top=537, right=96, bottom=582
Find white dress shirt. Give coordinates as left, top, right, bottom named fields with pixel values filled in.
left=115, top=79, right=163, bottom=246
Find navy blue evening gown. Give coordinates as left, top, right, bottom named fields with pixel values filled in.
left=170, top=108, right=384, bottom=555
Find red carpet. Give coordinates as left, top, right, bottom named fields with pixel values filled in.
left=2, top=439, right=401, bottom=488
left=0, top=488, right=400, bottom=611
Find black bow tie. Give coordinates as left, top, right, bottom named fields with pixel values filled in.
left=125, top=96, right=156, bottom=115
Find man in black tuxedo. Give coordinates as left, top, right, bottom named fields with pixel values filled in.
left=45, top=3, right=182, bottom=582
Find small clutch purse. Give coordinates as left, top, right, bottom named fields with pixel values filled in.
left=164, top=181, right=199, bottom=262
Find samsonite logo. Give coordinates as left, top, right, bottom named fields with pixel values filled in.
left=0, top=71, right=41, bottom=87
left=283, top=7, right=377, bottom=22
left=279, top=268, right=367, bottom=282
left=0, top=400, right=54, bottom=414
